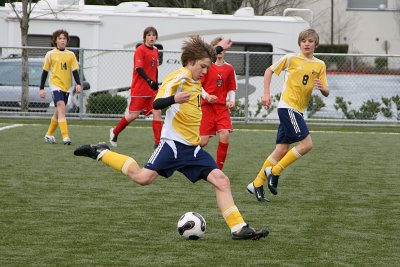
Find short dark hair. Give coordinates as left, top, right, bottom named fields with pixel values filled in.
left=52, top=29, right=70, bottom=46
left=143, top=26, right=158, bottom=42
left=181, top=35, right=216, bottom=67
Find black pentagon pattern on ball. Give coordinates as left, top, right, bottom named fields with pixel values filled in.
left=192, top=212, right=206, bottom=232
left=178, top=220, right=196, bottom=236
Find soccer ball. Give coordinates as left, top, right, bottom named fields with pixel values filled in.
left=177, top=212, right=206, bottom=240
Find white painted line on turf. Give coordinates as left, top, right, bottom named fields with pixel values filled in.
left=0, top=124, right=23, bottom=132
left=235, top=128, right=400, bottom=135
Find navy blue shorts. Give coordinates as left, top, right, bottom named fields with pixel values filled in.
left=144, top=140, right=218, bottom=183
left=52, top=90, right=69, bottom=106
left=276, top=108, right=309, bottom=144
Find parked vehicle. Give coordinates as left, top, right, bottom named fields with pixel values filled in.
left=0, top=1, right=311, bottom=96
left=0, top=55, right=90, bottom=112
left=0, top=56, right=52, bottom=112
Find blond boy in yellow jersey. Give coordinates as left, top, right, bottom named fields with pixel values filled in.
left=247, top=28, right=329, bottom=202
left=74, top=36, right=269, bottom=240
left=39, top=29, right=81, bottom=145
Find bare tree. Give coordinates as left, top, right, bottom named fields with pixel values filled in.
left=241, top=0, right=303, bottom=16
left=7, top=0, right=38, bottom=112
left=6, top=0, right=77, bottom=112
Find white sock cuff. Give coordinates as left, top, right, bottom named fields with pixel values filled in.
left=231, top=223, right=247, bottom=233
left=222, top=205, right=238, bottom=220
left=121, top=157, right=136, bottom=175
left=267, top=156, right=278, bottom=165
left=291, top=147, right=302, bottom=158
left=96, top=149, right=109, bottom=161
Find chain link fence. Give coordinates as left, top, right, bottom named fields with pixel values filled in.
left=1, top=46, right=399, bottom=124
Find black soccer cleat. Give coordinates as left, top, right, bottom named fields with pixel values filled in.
left=232, top=224, right=269, bottom=240
left=247, top=182, right=270, bottom=202
left=265, top=167, right=279, bottom=195
left=74, top=142, right=110, bottom=160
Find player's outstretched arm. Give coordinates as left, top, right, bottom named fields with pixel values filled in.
left=153, top=92, right=190, bottom=110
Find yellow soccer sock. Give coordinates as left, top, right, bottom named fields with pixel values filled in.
left=222, top=205, right=246, bottom=233
left=272, top=147, right=302, bottom=176
left=101, top=151, right=138, bottom=175
left=253, top=156, right=277, bottom=187
left=46, top=118, right=58, bottom=136
left=58, top=120, right=69, bottom=139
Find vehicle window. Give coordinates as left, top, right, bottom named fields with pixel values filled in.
left=28, top=34, right=80, bottom=59
left=0, top=61, right=47, bottom=86
left=224, top=42, right=273, bottom=76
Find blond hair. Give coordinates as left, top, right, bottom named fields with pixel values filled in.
left=298, top=28, right=319, bottom=46
left=210, top=36, right=223, bottom=47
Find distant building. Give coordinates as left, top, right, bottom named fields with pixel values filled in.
left=299, top=0, right=400, bottom=54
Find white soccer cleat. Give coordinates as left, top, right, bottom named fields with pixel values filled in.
left=63, top=137, right=71, bottom=145
left=44, top=135, right=57, bottom=144
left=109, top=127, right=118, bottom=147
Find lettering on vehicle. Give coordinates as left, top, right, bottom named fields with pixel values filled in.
left=166, top=59, right=181, bottom=65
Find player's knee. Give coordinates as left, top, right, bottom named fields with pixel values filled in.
left=213, top=172, right=231, bottom=191
left=303, top=138, right=313, bottom=153
left=305, top=143, right=313, bottom=153
left=218, top=130, right=230, bottom=140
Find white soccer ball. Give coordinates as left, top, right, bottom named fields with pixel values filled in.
left=177, top=212, right=206, bottom=240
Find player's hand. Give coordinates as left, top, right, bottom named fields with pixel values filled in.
left=227, top=101, right=235, bottom=109
left=314, top=79, right=323, bottom=90
left=217, top=38, right=232, bottom=50
left=39, top=89, right=46, bottom=99
left=314, top=78, right=329, bottom=97
left=147, top=79, right=159, bottom=90
left=75, top=84, right=82, bottom=94
left=174, top=91, right=190, bottom=103
left=262, top=94, right=272, bottom=107
left=206, top=94, right=218, bottom=104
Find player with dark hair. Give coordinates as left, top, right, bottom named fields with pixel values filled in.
left=247, top=28, right=329, bottom=202
left=40, top=29, right=81, bottom=145
left=200, top=36, right=237, bottom=170
left=110, top=26, right=162, bottom=149
left=75, top=35, right=269, bottom=240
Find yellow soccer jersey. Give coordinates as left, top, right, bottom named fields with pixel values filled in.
left=43, top=48, right=79, bottom=92
left=155, top=67, right=202, bottom=146
left=272, top=53, right=328, bottom=113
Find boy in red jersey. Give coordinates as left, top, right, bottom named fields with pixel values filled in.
left=200, top=37, right=237, bottom=170
left=110, top=26, right=162, bottom=149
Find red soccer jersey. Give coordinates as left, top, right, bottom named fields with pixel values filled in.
left=131, top=44, right=159, bottom=97
left=201, top=62, right=237, bottom=106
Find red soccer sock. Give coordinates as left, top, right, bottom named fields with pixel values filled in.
left=216, top=142, right=229, bottom=170
left=152, top=120, right=162, bottom=145
left=113, top=116, right=129, bottom=136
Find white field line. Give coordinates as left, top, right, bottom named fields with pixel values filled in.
left=235, top=128, right=400, bottom=135
left=0, top=124, right=23, bottom=132
left=0, top=123, right=399, bottom=135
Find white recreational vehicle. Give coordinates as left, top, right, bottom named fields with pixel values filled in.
left=0, top=1, right=311, bottom=108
